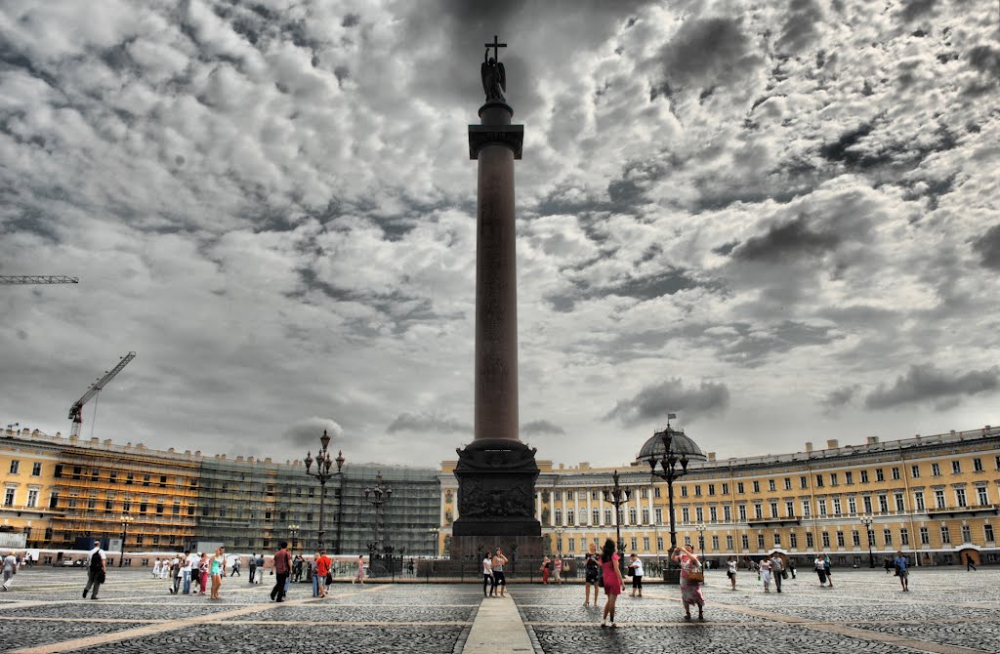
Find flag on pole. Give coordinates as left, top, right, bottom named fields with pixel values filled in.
left=667, top=413, right=677, bottom=419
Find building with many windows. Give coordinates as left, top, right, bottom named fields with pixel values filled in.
left=438, top=426, right=1000, bottom=567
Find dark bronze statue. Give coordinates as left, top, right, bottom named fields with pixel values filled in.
left=481, top=35, right=507, bottom=103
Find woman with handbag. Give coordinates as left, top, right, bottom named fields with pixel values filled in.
left=672, top=545, right=705, bottom=621
left=600, top=539, right=624, bottom=628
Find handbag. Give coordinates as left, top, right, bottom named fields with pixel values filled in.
left=326, top=572, right=334, bottom=585
left=627, top=567, right=635, bottom=577
left=686, top=567, right=704, bottom=583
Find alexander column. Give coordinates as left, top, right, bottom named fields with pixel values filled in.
left=451, top=36, right=542, bottom=561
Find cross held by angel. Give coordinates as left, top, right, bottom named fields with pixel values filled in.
left=481, top=35, right=507, bottom=103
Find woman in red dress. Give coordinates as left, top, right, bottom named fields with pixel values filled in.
left=600, top=538, right=624, bottom=628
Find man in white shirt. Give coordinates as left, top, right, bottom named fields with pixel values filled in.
left=2, top=551, right=18, bottom=590
left=629, top=553, right=644, bottom=597
left=182, top=550, right=199, bottom=594
left=83, top=544, right=106, bottom=600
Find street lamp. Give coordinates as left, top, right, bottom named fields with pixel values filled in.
left=554, top=527, right=564, bottom=557
left=288, top=524, right=300, bottom=552
left=602, top=470, right=632, bottom=574
left=695, top=523, right=707, bottom=567
left=860, top=515, right=875, bottom=568
left=364, top=471, right=392, bottom=558
left=118, top=514, right=133, bottom=567
left=638, top=417, right=707, bottom=583
left=304, top=429, right=345, bottom=552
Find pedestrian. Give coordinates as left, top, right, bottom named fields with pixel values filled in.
left=482, top=550, right=495, bottom=597
left=823, top=554, right=833, bottom=587
left=209, top=547, right=225, bottom=600
left=249, top=553, right=257, bottom=584
left=492, top=547, right=508, bottom=598
left=600, top=539, right=624, bottom=628
left=672, top=545, right=705, bottom=621
left=760, top=556, right=773, bottom=592
left=788, top=558, right=796, bottom=579
left=230, top=557, right=240, bottom=577
left=540, top=555, right=551, bottom=584
left=726, top=555, right=737, bottom=590
left=814, top=554, right=828, bottom=587
left=353, top=554, right=365, bottom=585
left=270, top=542, right=291, bottom=602
left=966, top=554, right=978, bottom=571
left=256, top=554, right=265, bottom=584
left=199, top=553, right=210, bottom=594
left=152, top=559, right=161, bottom=578
left=82, top=542, right=106, bottom=600
left=315, top=550, right=332, bottom=598
left=191, top=553, right=203, bottom=594
left=894, top=550, right=910, bottom=592
left=769, top=552, right=784, bottom=593
left=628, top=553, right=643, bottom=597
left=181, top=550, right=197, bottom=594
left=553, top=556, right=563, bottom=584
left=2, top=551, right=18, bottom=591
left=583, top=542, right=601, bottom=606
left=169, top=553, right=181, bottom=594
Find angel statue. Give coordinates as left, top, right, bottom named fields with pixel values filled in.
left=481, top=48, right=506, bottom=103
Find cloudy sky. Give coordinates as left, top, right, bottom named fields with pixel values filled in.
left=1, top=0, right=998, bottom=469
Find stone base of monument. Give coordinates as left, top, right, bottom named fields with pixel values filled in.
left=450, top=438, right=543, bottom=561
left=663, top=568, right=682, bottom=584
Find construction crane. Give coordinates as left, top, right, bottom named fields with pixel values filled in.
left=68, top=352, right=136, bottom=439
left=0, top=276, right=79, bottom=285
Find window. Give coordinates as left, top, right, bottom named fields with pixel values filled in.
left=861, top=470, right=869, bottom=483
left=54, top=464, right=63, bottom=478
left=773, top=533, right=781, bottom=546
left=655, top=508, right=663, bottom=523
left=955, top=488, right=968, bottom=507
left=555, top=509, right=562, bottom=524
left=863, top=496, right=873, bottom=513
left=721, top=483, right=729, bottom=495
left=91, top=468, right=98, bottom=481
left=806, top=532, right=815, bottom=548
left=554, top=491, right=561, bottom=501
left=784, top=477, right=792, bottom=490
left=742, top=534, right=750, bottom=549
left=27, top=489, right=38, bottom=508
left=628, top=507, right=636, bottom=523
left=883, top=529, right=893, bottom=546
left=822, top=532, right=830, bottom=547
left=654, top=487, right=661, bottom=499
left=802, top=500, right=811, bottom=519
left=738, top=505, right=746, bottom=521
left=657, top=537, right=664, bottom=551
left=156, top=503, right=164, bottom=515
left=142, top=475, right=151, bottom=487
left=932, top=463, right=941, bottom=476
left=568, top=509, right=576, bottom=525
left=915, top=491, right=925, bottom=511
left=789, top=532, right=798, bottom=548
left=694, top=485, right=702, bottom=497
left=876, top=468, right=885, bottom=482
left=878, top=495, right=888, bottom=513
left=737, top=482, right=745, bottom=494
left=711, top=535, right=719, bottom=550
left=819, top=500, right=827, bottom=517
left=126, top=472, right=134, bottom=484
left=852, top=530, right=861, bottom=546
left=833, top=498, right=842, bottom=515
left=985, top=524, right=995, bottom=542
left=754, top=504, right=763, bottom=519
left=961, top=525, right=971, bottom=543
left=139, top=502, right=148, bottom=513
left=758, top=533, right=765, bottom=549
left=845, top=471, right=854, bottom=485
left=681, top=486, right=688, bottom=498
left=786, top=500, right=795, bottom=517
left=911, top=465, right=920, bottom=479
left=830, top=473, right=838, bottom=487
left=891, top=467, right=900, bottom=480
left=977, top=486, right=989, bottom=506
left=815, top=475, right=824, bottom=488
left=724, top=535, right=733, bottom=549
left=568, top=491, right=575, bottom=500
left=952, top=461, right=961, bottom=474
left=4, top=487, right=15, bottom=506
left=708, top=484, right=716, bottom=496
left=848, top=497, right=857, bottom=514
left=605, top=510, right=612, bottom=524
left=900, top=528, right=910, bottom=545
left=723, top=505, right=731, bottom=522
left=9, top=461, right=19, bottom=474
left=593, top=509, right=600, bottom=524
left=973, top=458, right=983, bottom=472
left=709, top=507, right=718, bottom=522
left=640, top=509, right=648, bottom=524
left=770, top=501, right=778, bottom=517
left=800, top=476, right=808, bottom=489
left=173, top=503, right=180, bottom=515
left=941, top=526, right=951, bottom=544
left=920, top=527, right=930, bottom=545
left=753, top=481, right=760, bottom=493
left=87, top=497, right=97, bottom=510
left=836, top=531, right=845, bottom=547
left=159, top=475, right=167, bottom=487
left=935, top=489, right=946, bottom=509
left=695, top=507, right=704, bottom=522
left=682, top=508, right=690, bottom=523
left=768, top=480, right=776, bottom=492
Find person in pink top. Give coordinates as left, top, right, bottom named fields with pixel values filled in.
left=672, top=544, right=705, bottom=621
left=599, top=538, right=624, bottom=628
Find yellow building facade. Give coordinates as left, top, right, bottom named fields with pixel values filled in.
left=439, top=426, right=1000, bottom=567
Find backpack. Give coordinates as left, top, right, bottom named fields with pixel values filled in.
left=90, top=550, right=102, bottom=572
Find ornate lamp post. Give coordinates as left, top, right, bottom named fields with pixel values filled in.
left=288, top=524, right=300, bottom=552
left=695, top=523, right=707, bottom=567
left=603, top=470, right=632, bottom=574
left=364, top=471, right=392, bottom=558
left=638, top=416, right=707, bottom=583
left=860, top=515, right=875, bottom=568
left=304, top=429, right=345, bottom=552
left=118, top=514, right=133, bottom=567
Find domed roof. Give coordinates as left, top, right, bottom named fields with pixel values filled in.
left=636, top=427, right=706, bottom=463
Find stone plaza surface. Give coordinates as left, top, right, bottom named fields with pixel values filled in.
left=1, top=568, right=999, bottom=653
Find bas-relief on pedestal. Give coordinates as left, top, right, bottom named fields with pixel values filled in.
left=450, top=38, right=543, bottom=561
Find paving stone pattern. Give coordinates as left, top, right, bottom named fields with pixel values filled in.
left=2, top=568, right=1000, bottom=653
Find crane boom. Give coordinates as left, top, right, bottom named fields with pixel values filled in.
left=68, top=352, right=137, bottom=438
left=0, top=276, right=79, bottom=285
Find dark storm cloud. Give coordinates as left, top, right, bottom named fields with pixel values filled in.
left=900, top=0, right=936, bottom=22
left=776, top=0, right=824, bottom=54
left=657, top=16, right=762, bottom=90
left=968, top=45, right=1000, bottom=79
left=386, top=412, right=472, bottom=434
left=282, top=418, right=344, bottom=449
left=972, top=224, right=1000, bottom=270
left=603, top=378, right=730, bottom=426
left=731, top=215, right=841, bottom=263
left=522, top=420, right=566, bottom=436
left=820, top=384, right=860, bottom=414
left=864, top=364, right=1000, bottom=410
left=717, top=321, right=840, bottom=367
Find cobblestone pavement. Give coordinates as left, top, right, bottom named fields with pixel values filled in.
left=1, top=568, right=999, bottom=653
